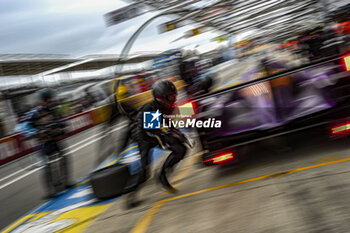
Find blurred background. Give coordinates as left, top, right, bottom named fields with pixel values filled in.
left=0, top=0, right=349, bottom=139
left=1, top=0, right=350, bottom=231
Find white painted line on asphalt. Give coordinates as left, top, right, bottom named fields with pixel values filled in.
left=67, top=135, right=107, bottom=154
left=66, top=123, right=126, bottom=155
left=0, top=122, right=127, bottom=170
left=63, top=123, right=127, bottom=151
left=0, top=124, right=127, bottom=187
left=0, top=161, right=41, bottom=183
left=0, top=167, right=42, bottom=190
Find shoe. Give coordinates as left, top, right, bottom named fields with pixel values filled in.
left=158, top=172, right=177, bottom=194
left=125, top=199, right=142, bottom=209
left=65, top=183, right=74, bottom=189
left=166, top=186, right=177, bottom=194
left=43, top=193, right=55, bottom=200
left=125, top=192, right=142, bottom=209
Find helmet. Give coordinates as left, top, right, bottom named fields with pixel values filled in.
left=38, top=88, right=55, bottom=102
left=152, top=80, right=177, bottom=108
left=152, top=80, right=177, bottom=98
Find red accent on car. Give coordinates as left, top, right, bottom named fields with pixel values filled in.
left=344, top=55, right=350, bottom=71
left=332, top=123, right=350, bottom=134
left=203, top=152, right=234, bottom=164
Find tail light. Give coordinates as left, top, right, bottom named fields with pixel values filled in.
left=203, top=152, right=234, bottom=164
left=178, top=101, right=196, bottom=116
left=343, top=55, right=350, bottom=71
left=332, top=123, right=350, bottom=134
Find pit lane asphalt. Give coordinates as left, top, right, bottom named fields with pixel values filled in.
left=0, top=122, right=128, bottom=229
left=85, top=128, right=350, bottom=233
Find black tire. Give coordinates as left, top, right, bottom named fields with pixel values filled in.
left=90, top=164, right=134, bottom=200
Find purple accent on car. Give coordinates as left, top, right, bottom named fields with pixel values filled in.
left=201, top=64, right=337, bottom=137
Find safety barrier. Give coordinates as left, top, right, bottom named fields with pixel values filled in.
left=0, top=80, right=186, bottom=166
left=0, top=110, right=96, bottom=165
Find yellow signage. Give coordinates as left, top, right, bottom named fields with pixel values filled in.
left=235, top=39, right=251, bottom=47
left=159, top=21, right=178, bottom=33
left=186, top=27, right=205, bottom=37
left=212, top=35, right=228, bottom=43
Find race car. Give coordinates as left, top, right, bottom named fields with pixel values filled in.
left=193, top=53, right=350, bottom=166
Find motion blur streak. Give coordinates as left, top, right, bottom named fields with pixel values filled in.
left=131, top=155, right=350, bottom=233
left=178, top=101, right=196, bottom=116
left=212, top=153, right=234, bottom=164
left=332, top=123, right=350, bottom=134
left=344, top=55, right=350, bottom=71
